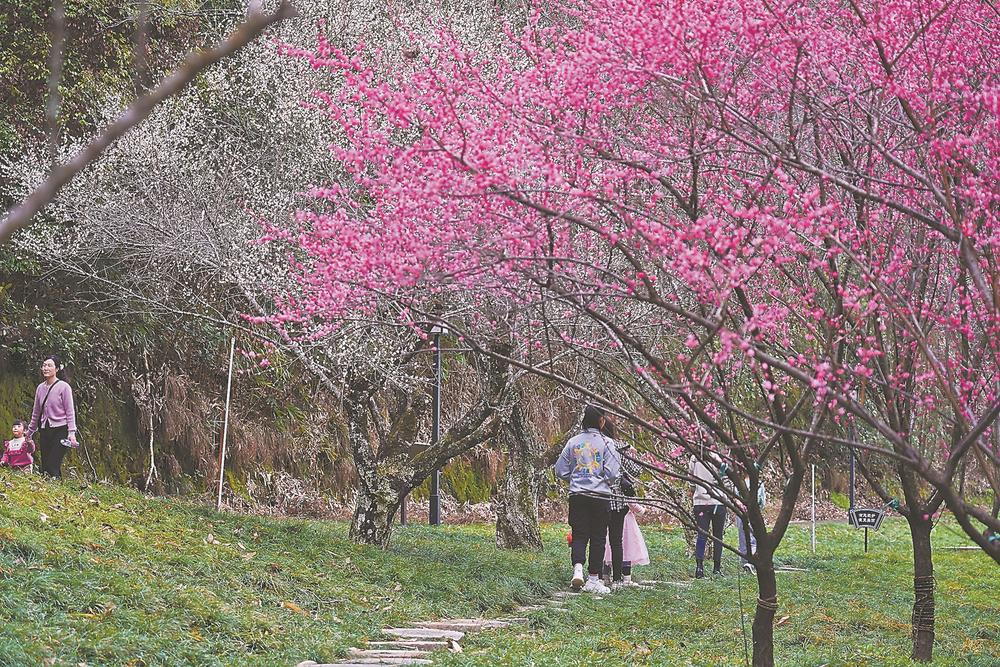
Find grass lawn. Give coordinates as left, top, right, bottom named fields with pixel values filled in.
left=435, top=520, right=1000, bottom=667
left=0, top=472, right=996, bottom=666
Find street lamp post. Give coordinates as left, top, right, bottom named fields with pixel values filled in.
left=429, top=324, right=444, bottom=526
left=849, top=442, right=856, bottom=516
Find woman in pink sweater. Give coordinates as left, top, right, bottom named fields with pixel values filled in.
left=27, top=355, right=77, bottom=478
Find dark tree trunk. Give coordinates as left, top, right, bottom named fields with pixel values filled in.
left=494, top=388, right=543, bottom=550
left=752, top=544, right=777, bottom=667
left=908, top=515, right=935, bottom=662
left=350, top=476, right=399, bottom=549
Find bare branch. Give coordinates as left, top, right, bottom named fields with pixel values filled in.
left=0, top=0, right=298, bottom=243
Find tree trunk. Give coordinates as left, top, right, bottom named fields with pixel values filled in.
left=752, top=545, right=777, bottom=667
left=494, top=392, right=543, bottom=550
left=350, top=477, right=400, bottom=549
left=495, top=450, right=542, bottom=550
left=908, top=515, right=935, bottom=662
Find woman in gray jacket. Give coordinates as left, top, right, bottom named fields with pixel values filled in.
left=555, top=405, right=621, bottom=593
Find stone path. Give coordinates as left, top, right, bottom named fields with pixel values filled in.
left=294, top=615, right=525, bottom=666
left=295, top=579, right=683, bottom=666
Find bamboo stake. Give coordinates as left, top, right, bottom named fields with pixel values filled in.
left=216, top=337, right=236, bottom=511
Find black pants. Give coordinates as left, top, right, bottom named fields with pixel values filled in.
left=607, top=507, right=630, bottom=581
left=569, top=494, right=610, bottom=575
left=37, top=425, right=69, bottom=478
left=694, top=504, right=727, bottom=570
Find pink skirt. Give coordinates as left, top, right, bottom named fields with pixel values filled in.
left=604, top=511, right=650, bottom=566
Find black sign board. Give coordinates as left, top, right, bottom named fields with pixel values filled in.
left=849, top=507, right=886, bottom=530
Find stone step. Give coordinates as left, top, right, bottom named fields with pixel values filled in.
left=333, top=659, right=432, bottom=665
left=348, top=648, right=430, bottom=659
left=310, top=662, right=432, bottom=667
left=465, top=617, right=514, bottom=627
left=366, top=641, right=446, bottom=651
left=382, top=628, right=464, bottom=641
left=550, top=591, right=579, bottom=599
left=515, top=605, right=547, bottom=612
left=299, top=663, right=432, bottom=667
left=496, top=617, right=529, bottom=623
left=411, top=619, right=510, bottom=631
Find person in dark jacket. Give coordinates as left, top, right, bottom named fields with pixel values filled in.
left=601, top=419, right=643, bottom=589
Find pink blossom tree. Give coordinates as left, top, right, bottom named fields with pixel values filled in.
left=277, top=0, right=999, bottom=663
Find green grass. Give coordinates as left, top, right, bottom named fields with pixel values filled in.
left=436, top=521, right=1000, bottom=667
left=0, top=473, right=563, bottom=666
left=0, top=472, right=997, bottom=666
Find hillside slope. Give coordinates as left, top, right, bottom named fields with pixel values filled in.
left=0, top=473, right=563, bottom=666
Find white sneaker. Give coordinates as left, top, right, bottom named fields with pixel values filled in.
left=742, top=562, right=757, bottom=576
left=619, top=577, right=641, bottom=588
left=581, top=577, right=611, bottom=594
left=571, top=564, right=584, bottom=590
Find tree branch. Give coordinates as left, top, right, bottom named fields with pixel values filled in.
left=1, top=0, right=298, bottom=243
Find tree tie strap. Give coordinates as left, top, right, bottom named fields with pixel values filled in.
left=911, top=576, right=936, bottom=634
left=757, top=596, right=779, bottom=612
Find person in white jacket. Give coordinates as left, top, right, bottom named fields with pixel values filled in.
left=689, top=452, right=729, bottom=578
left=555, top=405, right=621, bottom=593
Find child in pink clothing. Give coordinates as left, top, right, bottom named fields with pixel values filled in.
left=2, top=420, right=36, bottom=473
left=604, top=502, right=650, bottom=586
